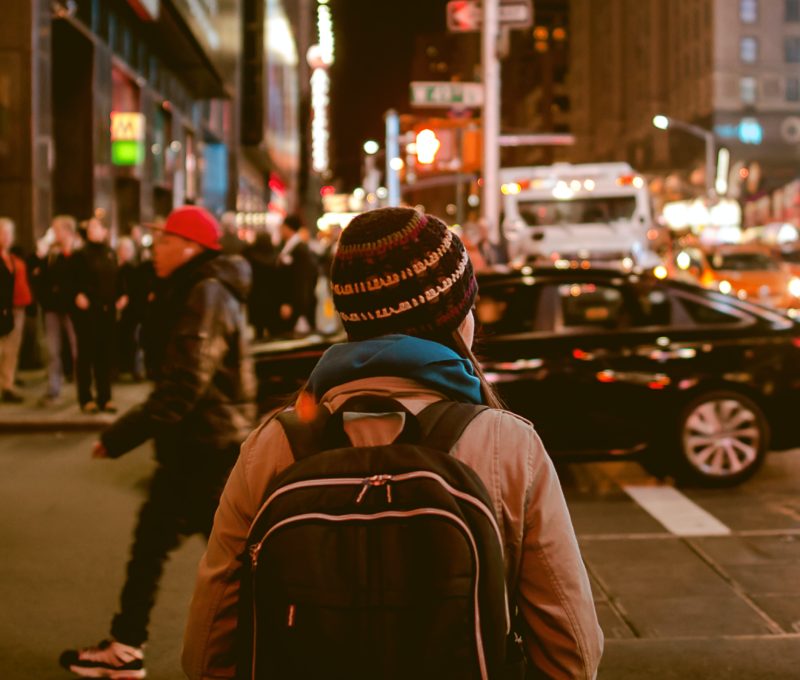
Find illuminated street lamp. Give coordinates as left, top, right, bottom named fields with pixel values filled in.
left=363, top=140, right=380, bottom=155
left=652, top=114, right=716, bottom=199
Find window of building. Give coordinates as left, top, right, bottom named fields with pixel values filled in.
left=786, top=36, right=800, bottom=62
left=740, top=0, right=758, bottom=23
left=787, top=0, right=800, bottom=21
left=740, top=76, right=758, bottom=103
left=788, top=77, right=800, bottom=101
left=740, top=36, right=758, bottom=62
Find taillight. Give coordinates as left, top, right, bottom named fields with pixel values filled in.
left=792, top=338, right=800, bottom=349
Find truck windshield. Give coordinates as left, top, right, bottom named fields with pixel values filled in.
left=517, top=197, right=637, bottom=227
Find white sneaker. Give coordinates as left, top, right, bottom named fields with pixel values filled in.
left=59, top=638, right=146, bottom=678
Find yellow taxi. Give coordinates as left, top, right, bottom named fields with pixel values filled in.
left=672, top=244, right=800, bottom=311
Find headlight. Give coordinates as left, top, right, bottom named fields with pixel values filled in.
left=719, top=280, right=732, bottom=295
left=789, top=277, right=800, bottom=298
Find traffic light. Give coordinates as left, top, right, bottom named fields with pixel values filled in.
left=415, top=129, right=441, bottom=165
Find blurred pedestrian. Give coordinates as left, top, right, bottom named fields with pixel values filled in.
left=116, top=237, right=144, bottom=381
left=276, top=214, right=318, bottom=335
left=60, top=205, right=256, bottom=680
left=0, top=217, right=33, bottom=402
left=30, top=215, right=79, bottom=406
left=242, top=231, right=279, bottom=340
left=219, top=211, right=244, bottom=255
left=71, top=217, right=126, bottom=414
left=182, top=207, right=603, bottom=680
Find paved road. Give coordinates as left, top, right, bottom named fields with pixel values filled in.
left=1, top=431, right=798, bottom=679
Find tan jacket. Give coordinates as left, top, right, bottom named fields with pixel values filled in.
left=182, top=377, right=603, bottom=679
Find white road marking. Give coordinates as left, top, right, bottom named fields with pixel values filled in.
left=622, top=485, right=732, bottom=537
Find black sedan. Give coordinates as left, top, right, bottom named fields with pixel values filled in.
left=252, top=267, right=800, bottom=486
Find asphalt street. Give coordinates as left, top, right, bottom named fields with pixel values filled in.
left=1, top=430, right=798, bottom=679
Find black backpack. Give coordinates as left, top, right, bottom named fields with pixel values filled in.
left=238, top=396, right=526, bottom=680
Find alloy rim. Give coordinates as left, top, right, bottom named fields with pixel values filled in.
left=683, top=399, right=760, bottom=477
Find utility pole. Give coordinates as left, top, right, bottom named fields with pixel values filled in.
left=482, top=0, right=501, bottom=245
left=385, top=109, right=401, bottom=207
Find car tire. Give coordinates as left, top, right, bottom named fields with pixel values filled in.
left=671, top=390, right=769, bottom=487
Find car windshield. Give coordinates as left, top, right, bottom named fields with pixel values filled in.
left=708, top=253, right=779, bottom=271
left=781, top=249, right=800, bottom=264
left=517, top=197, right=637, bottom=227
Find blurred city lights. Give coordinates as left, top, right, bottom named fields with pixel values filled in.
left=363, top=140, right=379, bottom=155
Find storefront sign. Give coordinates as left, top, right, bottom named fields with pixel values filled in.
left=110, top=112, right=145, bottom=166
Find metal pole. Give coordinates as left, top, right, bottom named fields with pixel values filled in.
left=704, top=131, right=716, bottom=200
left=666, top=117, right=717, bottom=200
left=482, top=0, right=501, bottom=245
left=385, top=109, right=401, bottom=207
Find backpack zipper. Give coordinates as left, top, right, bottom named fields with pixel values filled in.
left=250, top=508, right=489, bottom=680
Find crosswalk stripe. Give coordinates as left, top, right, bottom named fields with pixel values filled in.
left=622, top=485, right=732, bottom=536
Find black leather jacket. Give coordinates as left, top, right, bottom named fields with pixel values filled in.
left=101, top=251, right=257, bottom=463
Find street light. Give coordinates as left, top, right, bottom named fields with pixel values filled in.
left=652, top=114, right=716, bottom=199
left=363, top=140, right=380, bottom=155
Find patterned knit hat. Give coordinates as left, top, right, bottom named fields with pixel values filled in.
left=331, top=207, right=477, bottom=341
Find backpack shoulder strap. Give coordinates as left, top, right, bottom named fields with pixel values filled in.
left=416, top=401, right=490, bottom=454
left=276, top=406, right=331, bottom=461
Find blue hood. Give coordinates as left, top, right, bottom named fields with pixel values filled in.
left=307, top=334, right=483, bottom=405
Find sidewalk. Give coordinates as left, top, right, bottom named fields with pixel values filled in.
left=0, top=370, right=150, bottom=432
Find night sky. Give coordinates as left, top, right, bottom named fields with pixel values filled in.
left=330, top=0, right=451, bottom=188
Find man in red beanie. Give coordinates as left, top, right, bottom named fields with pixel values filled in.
left=61, top=206, right=257, bottom=679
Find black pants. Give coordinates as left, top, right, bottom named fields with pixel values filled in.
left=117, top=310, right=143, bottom=378
left=73, top=307, right=115, bottom=407
left=110, top=445, right=239, bottom=646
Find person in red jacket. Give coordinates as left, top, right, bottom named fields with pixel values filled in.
left=0, top=217, right=33, bottom=403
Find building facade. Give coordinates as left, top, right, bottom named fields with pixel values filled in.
left=0, top=0, right=307, bottom=249
left=569, top=0, right=800, bottom=196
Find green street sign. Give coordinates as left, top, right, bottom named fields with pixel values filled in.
left=410, top=81, right=484, bottom=108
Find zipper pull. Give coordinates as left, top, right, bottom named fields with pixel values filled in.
left=355, top=482, right=370, bottom=504
left=249, top=543, right=262, bottom=567
left=355, top=474, right=394, bottom=504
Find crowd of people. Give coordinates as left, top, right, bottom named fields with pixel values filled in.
left=0, top=210, right=340, bottom=412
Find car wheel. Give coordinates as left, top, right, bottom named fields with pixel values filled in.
left=673, top=390, right=769, bottom=487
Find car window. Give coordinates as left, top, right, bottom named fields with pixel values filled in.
left=475, top=283, right=540, bottom=335
left=677, top=296, right=743, bottom=324
left=632, top=284, right=673, bottom=326
left=556, top=283, right=625, bottom=330
left=781, top=249, right=800, bottom=264
left=709, top=252, right=779, bottom=271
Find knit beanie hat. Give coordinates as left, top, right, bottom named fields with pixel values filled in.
left=331, top=207, right=477, bottom=341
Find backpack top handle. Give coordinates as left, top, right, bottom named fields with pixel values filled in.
left=277, top=396, right=489, bottom=461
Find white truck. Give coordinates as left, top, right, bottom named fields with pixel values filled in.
left=500, top=162, right=659, bottom=267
